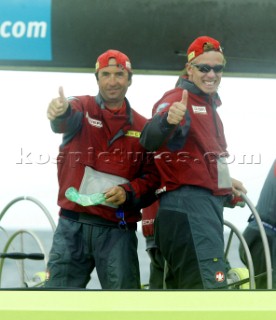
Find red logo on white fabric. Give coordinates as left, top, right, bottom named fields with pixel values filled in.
left=215, top=271, right=225, bottom=282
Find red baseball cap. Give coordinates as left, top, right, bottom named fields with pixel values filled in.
left=187, top=36, right=223, bottom=62
left=95, top=49, right=132, bottom=72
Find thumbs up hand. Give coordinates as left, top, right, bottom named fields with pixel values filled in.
left=167, top=90, right=188, bottom=125
left=47, top=86, right=69, bottom=120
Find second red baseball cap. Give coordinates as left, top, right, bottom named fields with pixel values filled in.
left=95, top=49, right=132, bottom=72
left=187, top=36, right=223, bottom=62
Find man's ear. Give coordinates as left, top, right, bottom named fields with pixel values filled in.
left=186, top=63, right=193, bottom=76
left=128, top=79, right=132, bottom=86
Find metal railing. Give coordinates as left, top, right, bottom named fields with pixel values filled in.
left=0, top=196, right=56, bottom=288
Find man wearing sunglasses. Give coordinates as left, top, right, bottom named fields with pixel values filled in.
left=140, top=36, right=247, bottom=289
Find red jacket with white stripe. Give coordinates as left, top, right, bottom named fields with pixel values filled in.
left=51, top=94, right=159, bottom=223
left=140, top=79, right=232, bottom=196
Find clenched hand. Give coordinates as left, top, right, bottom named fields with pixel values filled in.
left=104, top=186, right=127, bottom=206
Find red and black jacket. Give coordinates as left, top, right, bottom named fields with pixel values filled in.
left=140, top=78, right=232, bottom=196
left=51, top=94, right=159, bottom=223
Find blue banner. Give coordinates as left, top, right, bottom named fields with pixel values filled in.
left=0, top=0, right=52, bottom=60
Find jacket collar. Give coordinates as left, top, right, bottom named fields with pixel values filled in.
left=176, top=77, right=222, bottom=107
left=95, top=93, right=133, bottom=124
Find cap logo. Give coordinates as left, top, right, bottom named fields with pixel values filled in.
left=188, top=51, right=195, bottom=61
left=126, top=61, right=131, bottom=70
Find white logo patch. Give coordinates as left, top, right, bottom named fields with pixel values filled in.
left=192, top=105, right=207, bottom=114
left=215, top=271, right=225, bottom=283
left=126, top=61, right=132, bottom=69
left=142, top=219, right=155, bottom=226
left=86, top=112, right=103, bottom=128
left=156, top=102, right=169, bottom=113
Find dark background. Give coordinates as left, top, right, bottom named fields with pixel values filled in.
left=1, top=0, right=276, bottom=77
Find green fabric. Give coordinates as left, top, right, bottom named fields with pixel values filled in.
left=65, top=187, right=106, bottom=206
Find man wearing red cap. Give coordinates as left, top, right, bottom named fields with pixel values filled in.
left=45, top=49, right=159, bottom=289
left=140, top=36, right=247, bottom=289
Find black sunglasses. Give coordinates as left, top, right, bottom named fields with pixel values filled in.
left=191, top=63, right=224, bottom=73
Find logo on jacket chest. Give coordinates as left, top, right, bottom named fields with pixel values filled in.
left=125, top=130, right=141, bottom=138
left=192, top=105, right=207, bottom=114
left=86, top=112, right=103, bottom=128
